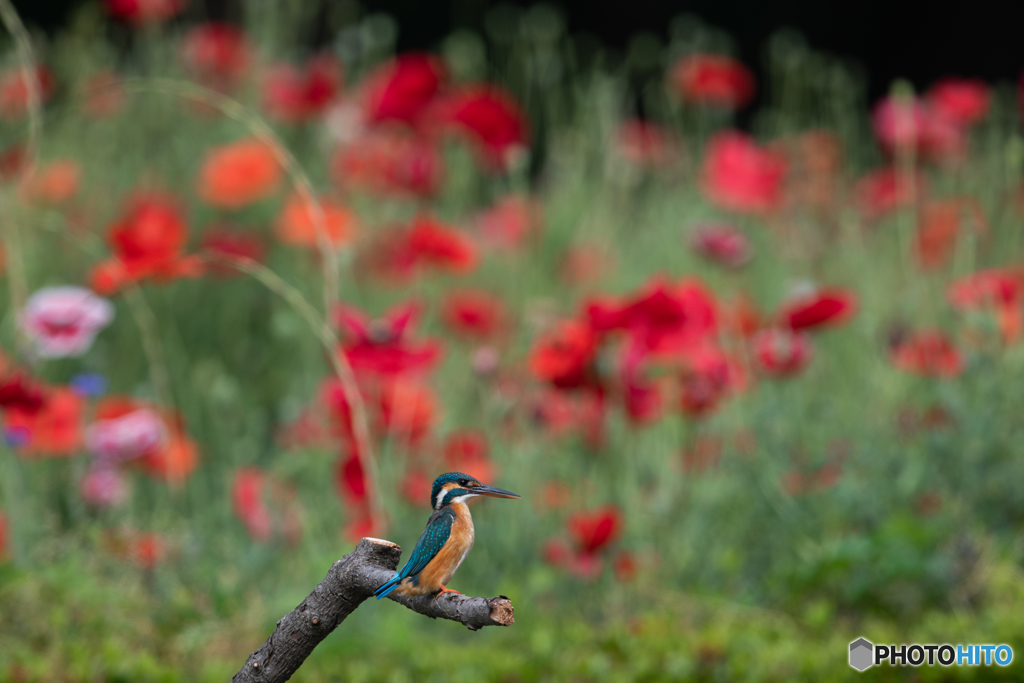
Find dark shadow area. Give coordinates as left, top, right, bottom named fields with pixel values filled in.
left=14, top=0, right=1024, bottom=101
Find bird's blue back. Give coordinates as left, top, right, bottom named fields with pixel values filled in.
left=374, top=508, right=455, bottom=598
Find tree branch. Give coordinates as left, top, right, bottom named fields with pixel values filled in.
left=232, top=537, right=515, bottom=683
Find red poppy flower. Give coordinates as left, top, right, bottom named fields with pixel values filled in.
left=180, top=23, right=252, bottom=91
left=441, top=289, right=506, bottom=340
left=854, top=167, right=928, bottom=220
left=200, top=225, right=266, bottom=275
left=131, top=532, right=166, bottom=570
left=442, top=430, right=494, bottom=484
left=19, top=159, right=80, bottom=206
left=337, top=453, right=367, bottom=506
left=274, top=193, right=358, bottom=250
left=669, top=54, right=755, bottom=109
left=197, top=138, right=282, bottom=209
left=948, top=269, right=1022, bottom=310
left=528, top=320, right=598, bottom=390
left=948, top=268, right=1023, bottom=344
left=723, top=292, right=762, bottom=339
left=0, top=66, right=55, bottom=120
left=0, top=372, right=46, bottom=415
left=361, top=53, right=445, bottom=126
left=779, top=288, right=857, bottom=331
left=400, top=469, right=432, bottom=508
left=568, top=505, right=622, bottom=555
left=332, top=129, right=443, bottom=198
left=701, top=132, right=786, bottom=214
left=752, top=328, right=813, bottom=377
left=890, top=330, right=964, bottom=378
left=262, top=54, right=342, bottom=123
left=915, top=198, right=987, bottom=269
left=3, top=386, right=83, bottom=456
left=232, top=467, right=273, bottom=542
left=623, top=371, right=663, bottom=425
left=926, top=78, right=990, bottom=127
left=378, top=380, right=437, bottom=443
left=616, top=119, right=678, bottom=167
left=587, top=277, right=719, bottom=358
left=439, top=86, right=529, bottom=170
left=104, top=0, right=185, bottom=24
left=0, top=144, right=28, bottom=181
left=137, top=429, right=198, bottom=484
left=689, top=223, right=752, bottom=268
left=335, top=301, right=442, bottom=379
left=405, top=215, right=479, bottom=273
left=679, top=347, right=741, bottom=417
left=362, top=215, right=477, bottom=282
left=90, top=191, right=204, bottom=295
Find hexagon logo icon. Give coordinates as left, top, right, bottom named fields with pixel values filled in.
left=849, top=637, right=874, bottom=671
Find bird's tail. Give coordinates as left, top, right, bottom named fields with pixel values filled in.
left=374, top=573, right=402, bottom=600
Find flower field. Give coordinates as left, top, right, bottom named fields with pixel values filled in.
left=3, top=1, right=1024, bottom=680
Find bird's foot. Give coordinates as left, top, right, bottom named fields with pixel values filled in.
left=437, top=585, right=462, bottom=595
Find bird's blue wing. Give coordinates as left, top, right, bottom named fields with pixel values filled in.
left=399, top=509, right=454, bottom=581
left=374, top=509, right=454, bottom=599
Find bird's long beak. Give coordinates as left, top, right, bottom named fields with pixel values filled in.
left=475, top=484, right=520, bottom=499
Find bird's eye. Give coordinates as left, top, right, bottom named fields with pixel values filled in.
left=458, top=478, right=471, bottom=486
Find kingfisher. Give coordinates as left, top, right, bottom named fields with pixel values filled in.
left=374, top=472, right=520, bottom=599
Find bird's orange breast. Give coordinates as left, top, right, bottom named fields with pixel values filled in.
left=398, top=502, right=474, bottom=596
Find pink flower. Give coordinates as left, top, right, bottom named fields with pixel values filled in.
left=689, top=223, right=751, bottom=268
left=80, top=467, right=128, bottom=508
left=85, top=408, right=167, bottom=464
left=19, top=287, right=114, bottom=358
left=701, top=132, right=786, bottom=213
left=871, top=95, right=964, bottom=159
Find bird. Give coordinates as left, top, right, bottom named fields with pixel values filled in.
left=374, top=472, right=520, bottom=600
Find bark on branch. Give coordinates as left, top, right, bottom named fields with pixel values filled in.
left=231, top=537, right=515, bottom=683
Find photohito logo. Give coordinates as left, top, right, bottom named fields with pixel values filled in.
left=849, top=637, right=1013, bottom=671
